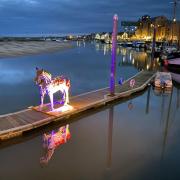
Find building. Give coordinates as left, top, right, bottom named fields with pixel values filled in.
left=135, top=15, right=180, bottom=43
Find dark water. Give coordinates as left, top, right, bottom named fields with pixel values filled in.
left=0, top=41, right=155, bottom=114
left=0, top=42, right=180, bottom=180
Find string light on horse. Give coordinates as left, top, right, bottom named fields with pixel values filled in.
left=35, top=67, right=70, bottom=111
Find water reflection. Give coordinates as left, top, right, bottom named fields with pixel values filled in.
left=151, top=86, right=176, bottom=161
left=161, top=89, right=173, bottom=160
left=92, top=42, right=160, bottom=71
left=104, top=85, right=177, bottom=172
left=76, top=41, right=86, bottom=48
left=0, top=86, right=180, bottom=179
left=0, top=68, right=33, bottom=84
left=177, top=89, right=180, bottom=109
left=128, top=101, right=134, bottom=110
left=40, top=124, right=71, bottom=165
left=145, top=86, right=151, bottom=114
left=107, top=106, right=114, bottom=169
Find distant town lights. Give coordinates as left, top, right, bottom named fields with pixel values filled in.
left=146, top=64, right=150, bottom=70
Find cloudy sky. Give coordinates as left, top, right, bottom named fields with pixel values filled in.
left=0, top=0, right=179, bottom=35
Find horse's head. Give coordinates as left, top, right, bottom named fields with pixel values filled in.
left=34, top=67, right=52, bottom=86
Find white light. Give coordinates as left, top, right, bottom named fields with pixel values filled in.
left=51, top=104, right=73, bottom=112
left=132, top=58, right=135, bottom=64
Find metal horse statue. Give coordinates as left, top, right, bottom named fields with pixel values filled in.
left=34, top=67, right=70, bottom=111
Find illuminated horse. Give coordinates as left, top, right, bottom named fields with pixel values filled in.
left=40, top=124, right=71, bottom=165
left=35, top=67, right=70, bottom=111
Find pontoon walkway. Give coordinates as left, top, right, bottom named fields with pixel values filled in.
left=0, top=70, right=155, bottom=141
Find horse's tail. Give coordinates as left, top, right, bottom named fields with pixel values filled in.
left=66, top=79, right=70, bottom=88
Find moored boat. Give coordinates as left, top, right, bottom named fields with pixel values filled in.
left=164, top=58, right=180, bottom=73
left=154, top=72, right=172, bottom=89
left=171, top=72, right=180, bottom=84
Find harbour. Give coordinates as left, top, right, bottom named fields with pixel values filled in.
left=0, top=38, right=179, bottom=179
left=0, top=1, right=180, bottom=178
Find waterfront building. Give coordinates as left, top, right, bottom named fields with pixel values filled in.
left=135, top=15, right=180, bottom=43
left=117, top=32, right=128, bottom=40
left=95, top=33, right=101, bottom=40
left=135, top=15, right=152, bottom=40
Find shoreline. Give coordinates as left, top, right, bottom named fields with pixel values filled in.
left=0, top=41, right=73, bottom=58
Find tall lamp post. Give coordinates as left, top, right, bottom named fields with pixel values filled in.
left=170, top=0, right=180, bottom=44
left=110, top=14, right=118, bottom=96
left=151, top=24, right=156, bottom=61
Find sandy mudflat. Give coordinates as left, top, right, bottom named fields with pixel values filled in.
left=0, top=41, right=73, bottom=58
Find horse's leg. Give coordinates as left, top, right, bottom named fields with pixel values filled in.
left=61, top=90, right=65, bottom=104
left=40, top=93, right=44, bottom=107
left=49, top=93, right=54, bottom=111
left=64, top=87, right=69, bottom=105
left=66, top=88, right=69, bottom=104
left=63, top=90, right=67, bottom=105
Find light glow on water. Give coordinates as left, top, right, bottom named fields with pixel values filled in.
left=0, top=86, right=180, bottom=180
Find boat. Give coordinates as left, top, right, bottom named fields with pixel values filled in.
left=162, top=51, right=180, bottom=70
left=125, top=42, right=133, bottom=47
left=165, top=58, right=180, bottom=73
left=154, top=72, right=173, bottom=89
left=153, top=86, right=172, bottom=96
left=132, top=41, right=145, bottom=48
left=171, top=72, right=180, bottom=84
left=162, top=51, right=180, bottom=61
left=164, top=46, right=177, bottom=54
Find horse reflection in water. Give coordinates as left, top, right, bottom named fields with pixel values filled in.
left=34, top=67, right=70, bottom=111
left=40, top=124, right=71, bottom=165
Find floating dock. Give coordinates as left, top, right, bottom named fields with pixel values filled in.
left=0, top=70, right=155, bottom=141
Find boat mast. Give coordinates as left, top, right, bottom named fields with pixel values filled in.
left=170, top=0, right=179, bottom=44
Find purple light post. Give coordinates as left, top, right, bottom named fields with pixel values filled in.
left=110, top=14, right=118, bottom=96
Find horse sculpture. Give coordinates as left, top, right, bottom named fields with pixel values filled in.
left=34, top=67, right=70, bottom=111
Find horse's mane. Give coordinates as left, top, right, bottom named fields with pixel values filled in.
left=38, top=70, right=52, bottom=83
left=43, top=70, right=52, bottom=79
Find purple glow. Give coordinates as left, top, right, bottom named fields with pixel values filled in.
left=40, top=124, right=71, bottom=165
left=110, top=14, right=118, bottom=96
left=118, top=77, right=123, bottom=85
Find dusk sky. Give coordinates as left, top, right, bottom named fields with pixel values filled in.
left=0, top=0, right=179, bottom=35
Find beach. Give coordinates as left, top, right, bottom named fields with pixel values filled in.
left=0, top=41, right=73, bottom=58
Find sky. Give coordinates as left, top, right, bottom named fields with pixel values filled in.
left=0, top=0, right=179, bottom=35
